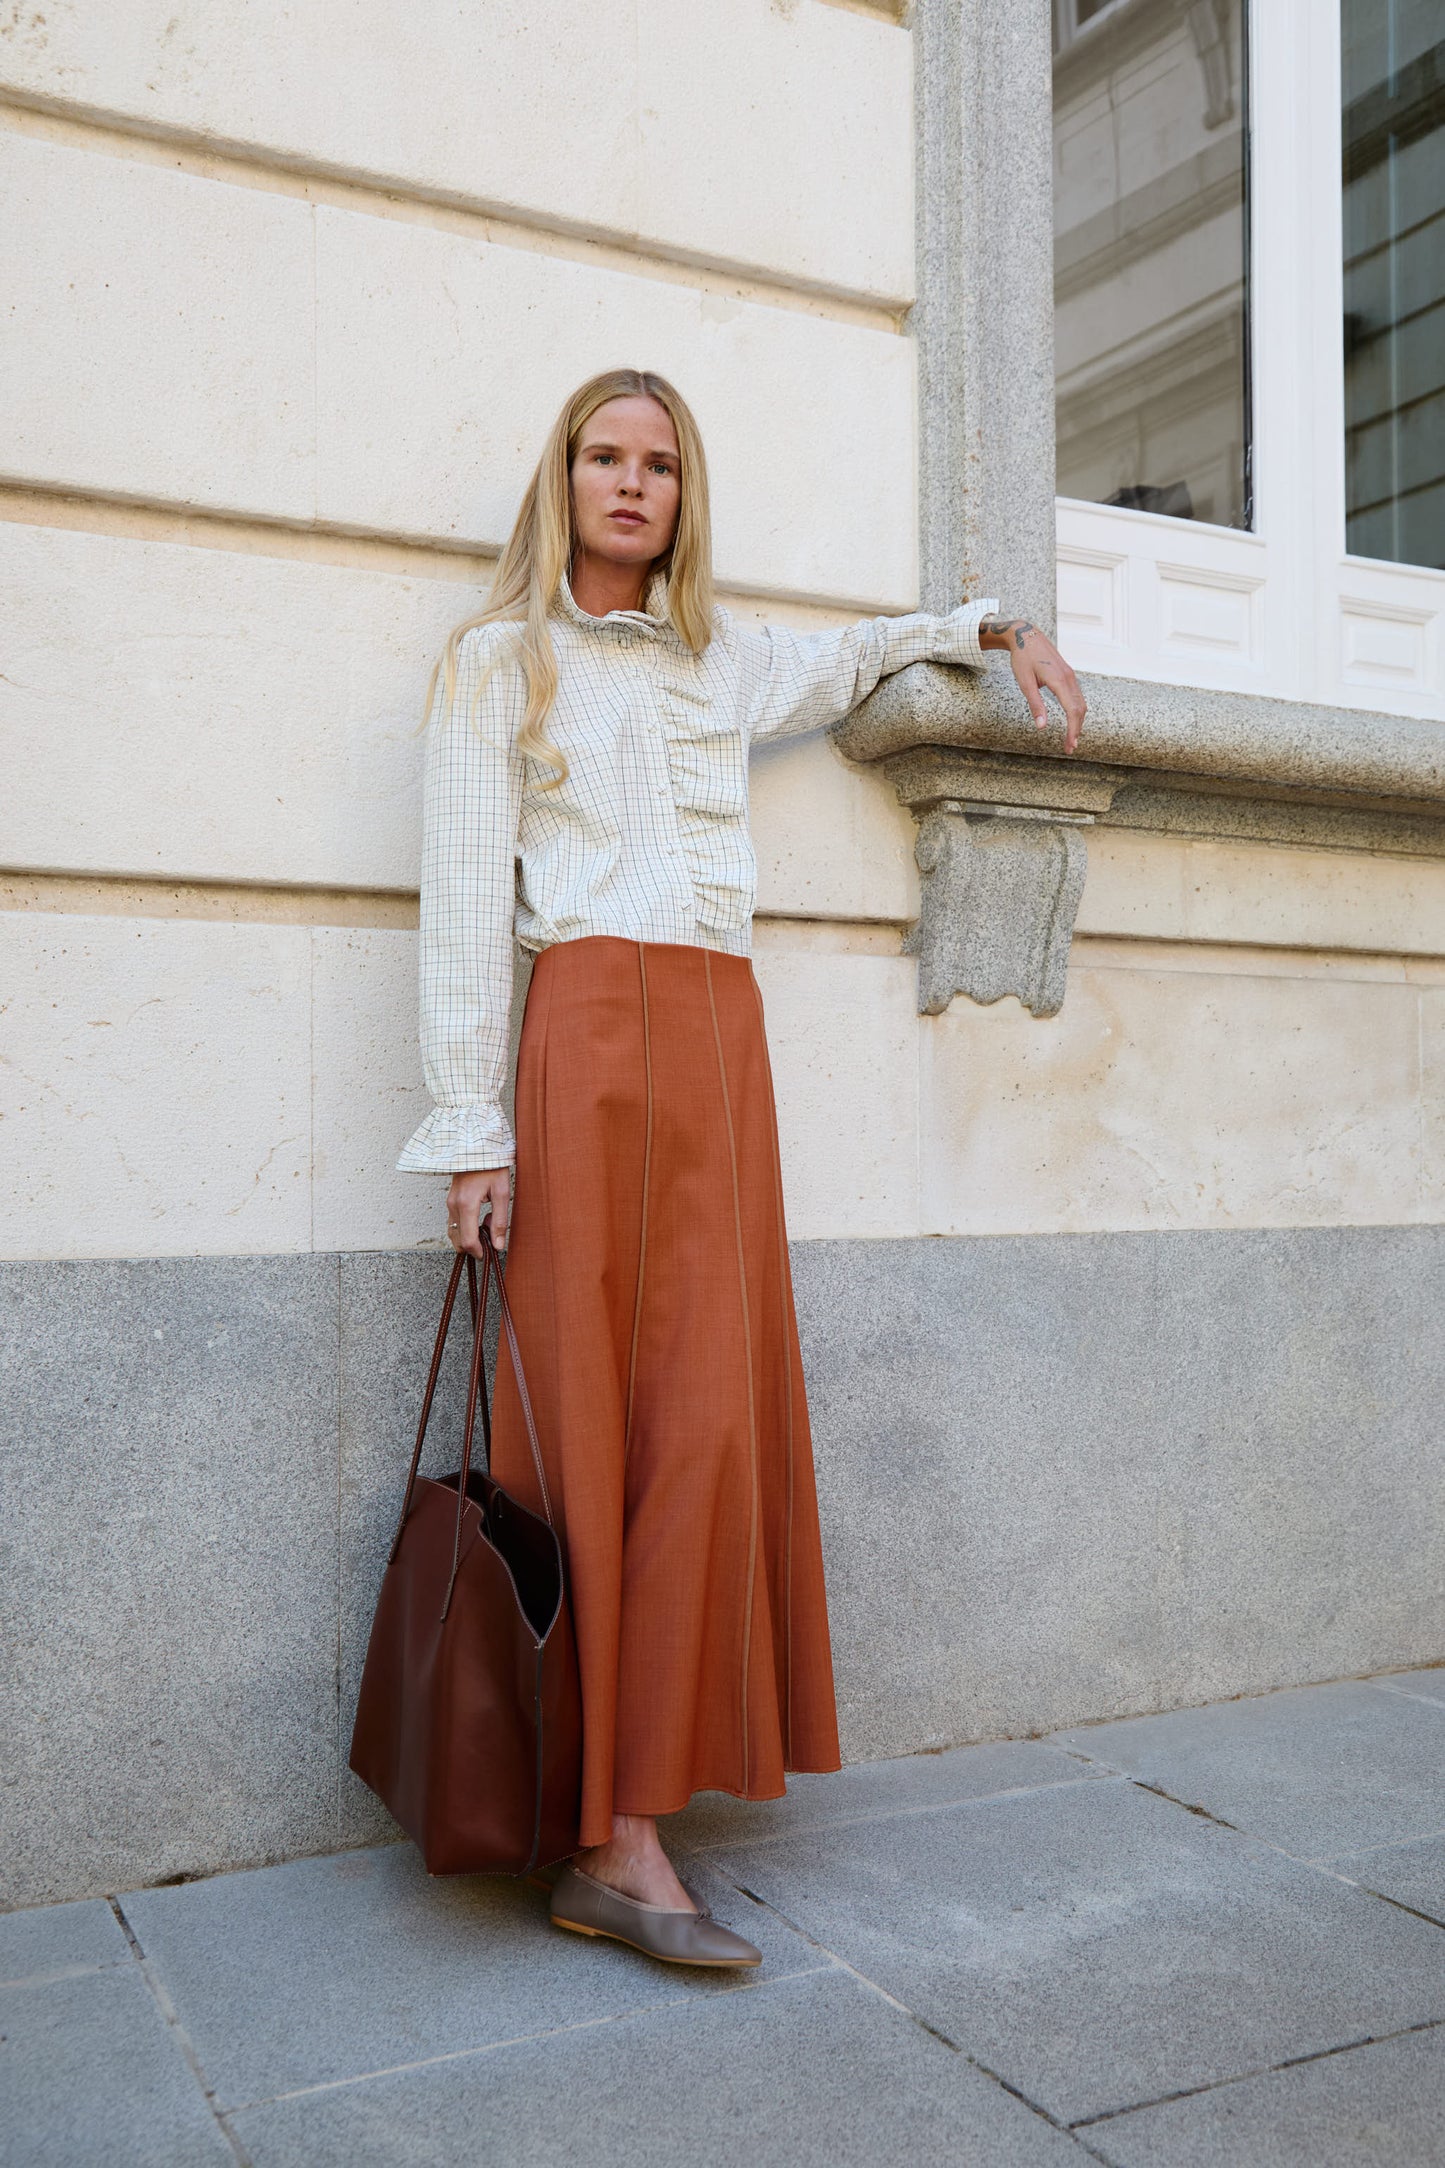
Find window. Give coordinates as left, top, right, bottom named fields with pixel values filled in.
left=1051, top=0, right=1445, bottom=720
left=1053, top=0, right=1250, bottom=531
left=1342, top=1, right=1445, bottom=573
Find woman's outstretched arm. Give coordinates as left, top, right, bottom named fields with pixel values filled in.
left=733, top=596, right=1085, bottom=753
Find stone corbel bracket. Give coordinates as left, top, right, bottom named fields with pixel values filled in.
left=887, top=748, right=1126, bottom=1017
left=842, top=663, right=1445, bottom=1021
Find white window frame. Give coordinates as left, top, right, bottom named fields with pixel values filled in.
left=1054, top=0, right=1445, bottom=722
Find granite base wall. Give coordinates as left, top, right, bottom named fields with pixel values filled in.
left=3, top=1229, right=1442, bottom=1908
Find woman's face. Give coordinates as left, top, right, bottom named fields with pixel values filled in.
left=569, top=395, right=682, bottom=572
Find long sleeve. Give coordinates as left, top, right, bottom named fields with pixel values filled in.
left=397, top=624, right=526, bottom=1174
left=736, top=598, right=1000, bottom=745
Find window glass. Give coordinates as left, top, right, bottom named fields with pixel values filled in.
left=1052, top=0, right=1252, bottom=529
left=1342, top=1, right=1445, bottom=571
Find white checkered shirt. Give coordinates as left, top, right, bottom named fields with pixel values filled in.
left=398, top=571, right=998, bottom=1172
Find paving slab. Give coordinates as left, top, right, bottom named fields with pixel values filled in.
left=1052, top=1679, right=1445, bottom=1858
left=0, top=1895, right=132, bottom=1986
left=1329, top=1833, right=1445, bottom=1926
left=232, top=1965, right=1086, bottom=2167
left=715, top=1771, right=1445, bottom=2125
left=1375, top=1669, right=1445, bottom=1710
left=0, top=1965, right=233, bottom=2167
left=665, top=1740, right=1106, bottom=1854
left=1088, top=2022, right=1445, bottom=2166
left=122, top=1841, right=817, bottom=2111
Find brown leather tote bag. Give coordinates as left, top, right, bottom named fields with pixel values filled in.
left=349, top=1246, right=581, bottom=1874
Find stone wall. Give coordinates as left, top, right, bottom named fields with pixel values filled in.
left=6, top=1229, right=1442, bottom=1911
left=3, top=1, right=1443, bottom=1911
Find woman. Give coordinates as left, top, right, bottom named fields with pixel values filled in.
left=399, top=367, right=1085, bottom=1969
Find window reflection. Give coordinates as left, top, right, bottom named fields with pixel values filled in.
left=1052, top=0, right=1252, bottom=530
left=1342, top=1, right=1445, bottom=572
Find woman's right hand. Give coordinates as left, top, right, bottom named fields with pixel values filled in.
left=446, top=1167, right=511, bottom=1256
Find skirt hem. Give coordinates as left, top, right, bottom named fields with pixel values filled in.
left=602, top=1761, right=846, bottom=1832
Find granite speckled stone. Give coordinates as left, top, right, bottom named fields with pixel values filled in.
left=1091, top=2025, right=1445, bottom=2166
left=1327, top=1834, right=1445, bottom=1926
left=907, top=807, right=1088, bottom=1017
left=835, top=663, right=1445, bottom=810
left=123, top=1842, right=815, bottom=2109
left=718, top=1776, right=1445, bottom=2127
left=913, top=0, right=1056, bottom=624
left=0, top=1895, right=131, bottom=1987
left=1051, top=1680, right=1445, bottom=1860
left=663, top=1736, right=1106, bottom=1855
left=6, top=1231, right=1444, bottom=1908
left=0, top=1966, right=234, bottom=2166
left=789, top=1227, right=1445, bottom=1763
left=232, top=1968, right=1084, bottom=2168
left=0, top=1257, right=341, bottom=1910
left=1106, top=777, right=1445, bottom=860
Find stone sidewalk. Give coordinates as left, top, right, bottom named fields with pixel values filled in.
left=5, top=1671, right=1445, bottom=2166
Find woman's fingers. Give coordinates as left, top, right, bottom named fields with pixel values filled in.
left=1038, top=661, right=1088, bottom=754
left=447, top=1183, right=484, bottom=1258
left=445, top=1168, right=510, bottom=1258
left=487, top=1169, right=511, bottom=1252
left=1014, top=655, right=1049, bottom=728
left=1009, top=643, right=1087, bottom=754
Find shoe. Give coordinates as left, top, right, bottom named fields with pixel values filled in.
left=549, top=1864, right=762, bottom=1968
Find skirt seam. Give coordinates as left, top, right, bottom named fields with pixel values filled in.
left=622, top=942, right=655, bottom=1477
left=704, top=949, right=760, bottom=1799
left=752, top=968, right=796, bottom=1765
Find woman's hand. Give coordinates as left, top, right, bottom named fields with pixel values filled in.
left=446, top=1167, right=511, bottom=1256
left=979, top=616, right=1087, bottom=754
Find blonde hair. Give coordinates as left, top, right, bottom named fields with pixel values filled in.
left=423, top=368, right=715, bottom=785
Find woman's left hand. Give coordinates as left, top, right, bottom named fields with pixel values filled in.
left=979, top=615, right=1087, bottom=754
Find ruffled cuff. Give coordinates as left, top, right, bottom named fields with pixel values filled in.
left=929, top=599, right=999, bottom=671
left=396, top=1102, right=516, bottom=1175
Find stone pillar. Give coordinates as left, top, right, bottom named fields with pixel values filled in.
left=912, top=0, right=1057, bottom=627
left=895, top=0, right=1069, bottom=1017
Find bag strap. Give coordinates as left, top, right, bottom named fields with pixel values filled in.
left=489, top=1250, right=554, bottom=1522
left=443, top=1254, right=494, bottom=1617
left=389, top=1245, right=556, bottom=1601
left=389, top=1249, right=473, bottom=1563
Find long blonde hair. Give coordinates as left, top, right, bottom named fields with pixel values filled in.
left=424, top=368, right=715, bottom=785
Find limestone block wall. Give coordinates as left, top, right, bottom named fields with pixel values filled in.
left=3, top=3, right=1443, bottom=1908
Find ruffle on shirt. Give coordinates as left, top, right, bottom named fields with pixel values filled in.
left=654, top=665, right=756, bottom=940
left=656, top=673, right=748, bottom=821
left=397, top=1101, right=516, bottom=1174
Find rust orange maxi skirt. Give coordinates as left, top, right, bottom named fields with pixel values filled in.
left=489, top=934, right=841, bottom=1849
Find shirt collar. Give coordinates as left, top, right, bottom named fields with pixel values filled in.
left=556, top=565, right=672, bottom=635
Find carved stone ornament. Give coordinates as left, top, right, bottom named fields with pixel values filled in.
left=885, top=748, right=1125, bottom=1019
left=906, top=806, right=1087, bottom=1018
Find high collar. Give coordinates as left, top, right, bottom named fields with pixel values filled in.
left=556, top=565, right=672, bottom=634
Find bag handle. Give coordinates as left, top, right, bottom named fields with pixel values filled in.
left=442, top=1245, right=555, bottom=1618
left=388, top=1248, right=474, bottom=1562
left=388, top=1246, right=556, bottom=1616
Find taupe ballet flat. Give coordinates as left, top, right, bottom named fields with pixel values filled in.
left=549, top=1864, right=762, bottom=1968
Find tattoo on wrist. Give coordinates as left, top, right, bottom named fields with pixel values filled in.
left=979, top=615, right=1038, bottom=650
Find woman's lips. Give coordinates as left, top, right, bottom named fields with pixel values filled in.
left=609, top=511, right=646, bottom=525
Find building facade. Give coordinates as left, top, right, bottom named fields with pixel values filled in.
left=2, top=0, right=1442, bottom=1909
